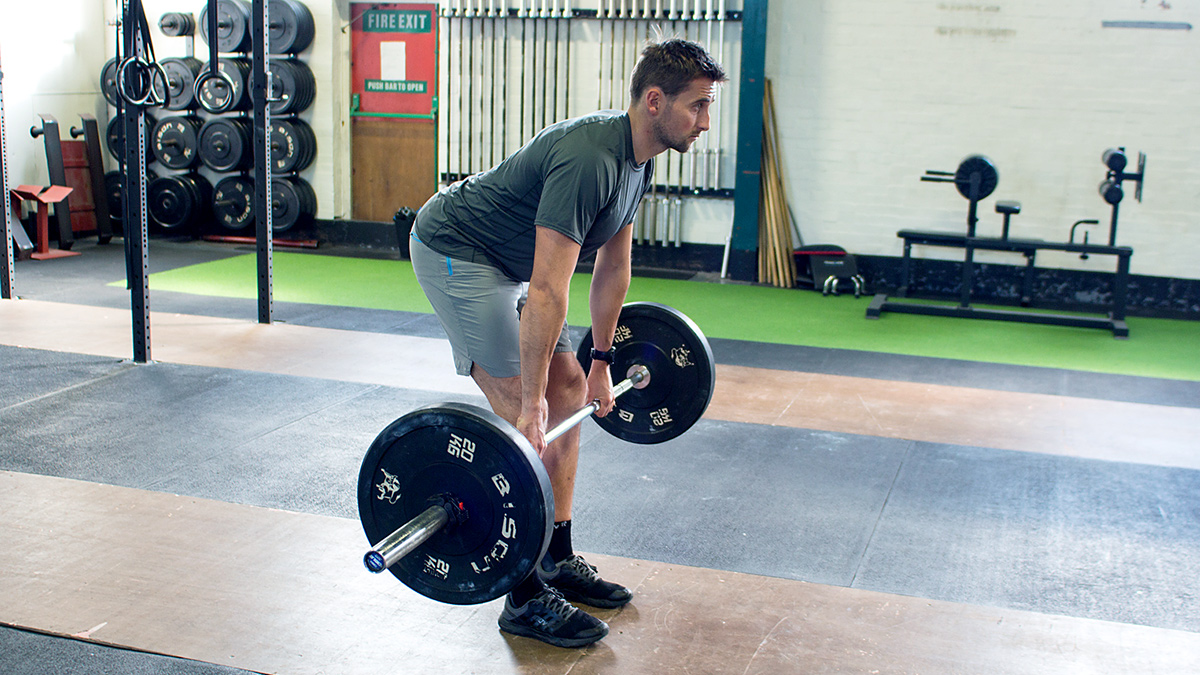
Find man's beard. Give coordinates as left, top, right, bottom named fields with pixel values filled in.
left=653, top=118, right=694, bottom=154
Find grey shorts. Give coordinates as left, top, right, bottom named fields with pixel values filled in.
left=409, top=233, right=573, bottom=379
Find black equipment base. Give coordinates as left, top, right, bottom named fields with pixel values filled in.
left=866, top=294, right=1129, bottom=338
left=867, top=229, right=1134, bottom=339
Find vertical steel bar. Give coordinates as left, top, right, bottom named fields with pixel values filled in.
left=252, top=0, right=273, bottom=325
left=489, top=0, right=497, bottom=167
left=458, top=1, right=466, bottom=177
left=519, top=0, right=527, bottom=143
left=712, top=0, right=726, bottom=189
left=530, top=0, right=539, bottom=136
left=123, top=0, right=151, bottom=363
left=500, top=1, right=508, bottom=155
left=0, top=46, right=14, bottom=299
left=550, top=0, right=559, bottom=122
left=597, top=0, right=606, bottom=111
left=444, top=1, right=451, bottom=178
left=616, top=0, right=626, bottom=109
left=467, top=0, right=475, bottom=174
left=701, top=0, right=713, bottom=190
left=607, top=0, right=617, bottom=108
left=540, top=0, right=549, bottom=129
left=563, top=0, right=571, bottom=120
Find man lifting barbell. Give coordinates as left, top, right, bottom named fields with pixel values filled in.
left=405, top=39, right=726, bottom=647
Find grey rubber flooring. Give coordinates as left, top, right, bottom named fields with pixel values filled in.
left=2, top=344, right=1196, bottom=634
left=0, top=626, right=255, bottom=675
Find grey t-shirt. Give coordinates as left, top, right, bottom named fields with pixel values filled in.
left=414, top=111, right=653, bottom=282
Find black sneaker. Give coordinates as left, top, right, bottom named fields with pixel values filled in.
left=538, top=554, right=632, bottom=609
left=497, top=587, right=609, bottom=648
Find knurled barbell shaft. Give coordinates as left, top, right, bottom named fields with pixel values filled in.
left=544, top=364, right=647, bottom=444
left=363, top=364, right=649, bottom=574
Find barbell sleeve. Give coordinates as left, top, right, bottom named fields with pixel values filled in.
left=364, top=503, right=450, bottom=573
left=363, top=364, right=649, bottom=574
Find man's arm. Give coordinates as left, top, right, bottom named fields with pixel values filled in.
left=586, top=223, right=633, bottom=418
left=517, top=226, right=583, bottom=455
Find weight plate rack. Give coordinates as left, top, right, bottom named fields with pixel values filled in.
left=100, top=1, right=319, bottom=236
left=194, top=0, right=318, bottom=237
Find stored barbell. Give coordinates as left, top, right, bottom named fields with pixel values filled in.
left=357, top=302, right=715, bottom=605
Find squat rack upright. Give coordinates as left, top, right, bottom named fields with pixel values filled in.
left=115, top=0, right=275, bottom=363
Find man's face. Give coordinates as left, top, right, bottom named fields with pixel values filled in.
left=652, top=78, right=717, bottom=154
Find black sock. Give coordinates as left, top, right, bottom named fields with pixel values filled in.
left=548, top=520, right=573, bottom=564
left=509, top=573, right=547, bottom=607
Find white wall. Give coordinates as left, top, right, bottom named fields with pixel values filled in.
left=1, top=0, right=110, bottom=191
left=766, top=0, right=1199, bottom=279
left=5, top=1, right=1197, bottom=280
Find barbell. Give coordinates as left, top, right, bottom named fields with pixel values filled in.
left=357, top=302, right=715, bottom=605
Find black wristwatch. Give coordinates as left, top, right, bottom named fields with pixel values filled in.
left=589, top=347, right=616, bottom=364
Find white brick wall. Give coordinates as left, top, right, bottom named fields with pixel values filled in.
left=767, top=0, right=1199, bottom=279
left=7, top=0, right=1195, bottom=280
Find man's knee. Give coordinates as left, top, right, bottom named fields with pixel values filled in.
left=546, top=356, right=587, bottom=413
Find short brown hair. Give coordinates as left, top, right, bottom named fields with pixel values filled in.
left=629, top=39, right=727, bottom=100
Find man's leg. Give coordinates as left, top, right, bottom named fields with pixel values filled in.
left=471, top=359, right=610, bottom=648
left=536, top=355, right=633, bottom=609
left=471, top=353, right=584, bottom=519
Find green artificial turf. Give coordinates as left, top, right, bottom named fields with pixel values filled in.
left=132, top=252, right=1200, bottom=382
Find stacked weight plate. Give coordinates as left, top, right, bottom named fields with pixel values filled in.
left=268, top=0, right=315, bottom=54
left=159, top=57, right=203, bottom=111
left=211, top=175, right=317, bottom=234
left=148, top=173, right=213, bottom=231
left=198, top=0, right=253, bottom=54
left=211, top=175, right=255, bottom=231
left=151, top=116, right=203, bottom=170
left=199, top=117, right=253, bottom=172
left=270, top=119, right=316, bottom=174
left=268, top=59, right=316, bottom=116
left=270, top=176, right=317, bottom=232
left=197, top=58, right=253, bottom=112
